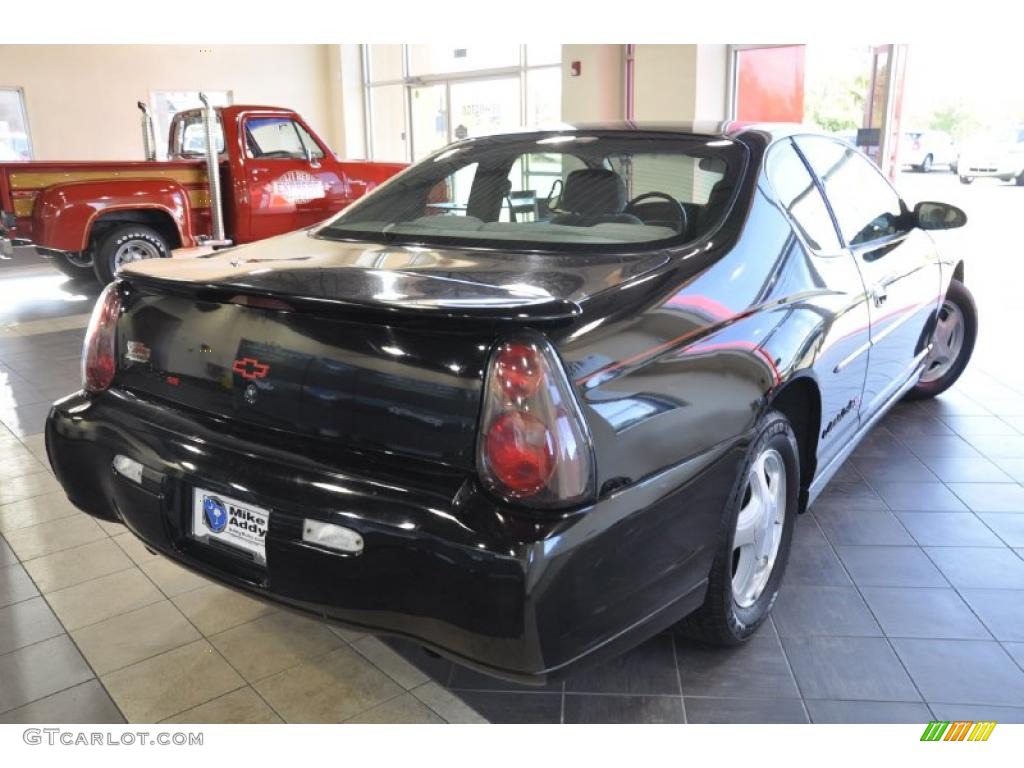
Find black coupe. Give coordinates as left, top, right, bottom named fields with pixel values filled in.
left=47, top=123, right=976, bottom=683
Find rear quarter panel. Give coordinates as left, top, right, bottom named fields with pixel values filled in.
left=554, top=173, right=864, bottom=502
left=32, top=178, right=197, bottom=251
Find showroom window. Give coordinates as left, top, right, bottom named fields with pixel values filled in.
left=362, top=45, right=562, bottom=163
left=150, top=90, right=232, bottom=160
left=0, top=88, right=33, bottom=161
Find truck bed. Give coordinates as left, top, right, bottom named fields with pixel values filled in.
left=0, top=159, right=208, bottom=242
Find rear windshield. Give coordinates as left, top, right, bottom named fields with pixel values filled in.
left=316, top=133, right=745, bottom=252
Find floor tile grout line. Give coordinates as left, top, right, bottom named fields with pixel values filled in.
left=836, top=435, right=1011, bottom=670
left=805, top=482, right=933, bottom=710
left=668, top=630, right=687, bottom=724
left=768, top=614, right=812, bottom=723
left=125, top=563, right=288, bottom=724
left=0, top=527, right=130, bottom=723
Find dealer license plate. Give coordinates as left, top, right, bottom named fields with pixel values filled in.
left=191, top=487, right=270, bottom=564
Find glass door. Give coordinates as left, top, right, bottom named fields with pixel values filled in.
left=448, top=77, right=521, bottom=142
left=409, top=84, right=448, bottom=162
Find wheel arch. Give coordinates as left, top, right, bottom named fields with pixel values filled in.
left=30, top=178, right=194, bottom=253
left=952, top=260, right=965, bottom=284
left=766, top=374, right=821, bottom=513
left=88, top=208, right=183, bottom=253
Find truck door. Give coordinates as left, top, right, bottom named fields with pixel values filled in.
left=241, top=114, right=353, bottom=240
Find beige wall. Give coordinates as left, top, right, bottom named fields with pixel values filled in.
left=633, top=44, right=730, bottom=123
left=3, top=44, right=731, bottom=162
left=561, top=45, right=625, bottom=123
left=1, top=44, right=338, bottom=160
left=694, top=45, right=730, bottom=121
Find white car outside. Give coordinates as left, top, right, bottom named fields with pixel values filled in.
left=957, top=127, right=1024, bottom=185
left=900, top=130, right=956, bottom=172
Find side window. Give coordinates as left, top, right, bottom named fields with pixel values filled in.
left=245, top=117, right=323, bottom=160
left=765, top=140, right=841, bottom=252
left=294, top=123, right=326, bottom=159
left=175, top=114, right=224, bottom=157
left=796, top=136, right=906, bottom=247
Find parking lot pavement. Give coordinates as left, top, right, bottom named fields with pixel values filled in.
left=1, top=171, right=1023, bottom=723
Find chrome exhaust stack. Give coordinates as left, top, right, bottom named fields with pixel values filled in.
left=137, top=101, right=157, bottom=162
left=197, top=92, right=232, bottom=248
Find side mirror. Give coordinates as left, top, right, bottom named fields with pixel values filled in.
left=915, top=201, right=967, bottom=231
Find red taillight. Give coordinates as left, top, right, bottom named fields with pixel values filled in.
left=82, top=283, right=122, bottom=392
left=484, top=411, right=556, bottom=495
left=478, top=338, right=593, bottom=507
left=494, top=342, right=542, bottom=400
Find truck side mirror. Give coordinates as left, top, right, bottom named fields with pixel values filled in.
left=915, top=201, right=967, bottom=231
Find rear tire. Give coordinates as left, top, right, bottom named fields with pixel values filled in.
left=678, top=410, right=798, bottom=645
left=93, top=224, right=170, bottom=284
left=50, top=251, right=96, bottom=282
left=906, top=279, right=977, bottom=400
left=959, top=175, right=974, bottom=185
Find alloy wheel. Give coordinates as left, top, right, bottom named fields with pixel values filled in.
left=113, top=238, right=161, bottom=269
left=920, top=299, right=965, bottom=384
left=731, top=447, right=787, bottom=608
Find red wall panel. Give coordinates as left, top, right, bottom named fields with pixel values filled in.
left=735, top=46, right=806, bottom=123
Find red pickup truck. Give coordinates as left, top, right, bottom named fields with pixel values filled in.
left=0, top=98, right=405, bottom=282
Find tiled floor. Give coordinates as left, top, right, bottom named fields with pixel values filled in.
left=0, top=318, right=483, bottom=725
left=384, top=379, right=1024, bottom=724
left=2, top=173, right=1024, bottom=723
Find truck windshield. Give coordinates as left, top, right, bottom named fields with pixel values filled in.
left=316, top=133, right=745, bottom=252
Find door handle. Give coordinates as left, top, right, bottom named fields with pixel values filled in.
left=870, top=284, right=888, bottom=308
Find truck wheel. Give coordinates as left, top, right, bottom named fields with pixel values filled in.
left=677, top=410, right=798, bottom=645
left=906, top=280, right=977, bottom=400
left=50, top=251, right=95, bottom=282
left=94, top=225, right=169, bottom=284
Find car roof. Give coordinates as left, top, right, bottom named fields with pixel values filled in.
left=451, top=121, right=820, bottom=145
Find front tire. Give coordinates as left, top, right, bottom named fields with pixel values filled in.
left=93, top=224, right=170, bottom=284
left=679, top=411, right=799, bottom=645
left=906, top=279, right=977, bottom=400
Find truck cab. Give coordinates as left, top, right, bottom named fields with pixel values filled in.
left=0, top=103, right=405, bottom=283
left=168, top=105, right=402, bottom=246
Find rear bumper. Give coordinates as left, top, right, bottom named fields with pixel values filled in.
left=959, top=162, right=1020, bottom=178
left=45, top=389, right=740, bottom=683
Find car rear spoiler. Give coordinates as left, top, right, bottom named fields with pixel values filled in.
left=119, top=273, right=583, bottom=326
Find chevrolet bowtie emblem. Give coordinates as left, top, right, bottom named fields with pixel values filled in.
left=232, top=357, right=270, bottom=380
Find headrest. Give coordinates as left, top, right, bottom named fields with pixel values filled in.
left=558, top=169, right=627, bottom=216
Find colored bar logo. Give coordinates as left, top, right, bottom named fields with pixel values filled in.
left=921, top=721, right=996, bottom=741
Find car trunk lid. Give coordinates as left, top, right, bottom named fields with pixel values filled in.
left=114, top=232, right=669, bottom=469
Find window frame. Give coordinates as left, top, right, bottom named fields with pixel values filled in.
left=791, top=133, right=912, bottom=251
left=764, top=138, right=844, bottom=256
left=243, top=115, right=327, bottom=161
left=315, top=132, right=749, bottom=255
left=151, top=90, right=232, bottom=161
left=173, top=112, right=226, bottom=158
left=0, top=87, right=34, bottom=161
left=361, top=45, right=561, bottom=163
